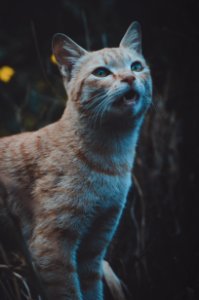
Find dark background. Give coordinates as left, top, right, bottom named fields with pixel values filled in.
left=0, top=0, right=199, bottom=299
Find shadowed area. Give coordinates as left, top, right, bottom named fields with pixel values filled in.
left=0, top=0, right=199, bottom=299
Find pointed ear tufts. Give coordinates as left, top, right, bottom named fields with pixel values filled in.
left=52, top=33, right=87, bottom=79
left=120, top=21, right=142, bottom=54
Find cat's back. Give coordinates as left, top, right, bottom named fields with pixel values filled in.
left=0, top=131, right=38, bottom=176
left=0, top=120, right=72, bottom=195
left=1, top=132, right=27, bottom=170
left=0, top=123, right=55, bottom=187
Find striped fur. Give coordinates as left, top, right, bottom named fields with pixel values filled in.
left=0, top=22, right=152, bottom=299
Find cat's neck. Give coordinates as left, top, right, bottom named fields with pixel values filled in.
left=57, top=100, right=143, bottom=166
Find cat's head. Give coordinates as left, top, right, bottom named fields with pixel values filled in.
left=52, top=21, right=152, bottom=128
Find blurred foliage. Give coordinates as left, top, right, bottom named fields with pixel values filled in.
left=0, top=66, right=15, bottom=83
left=0, top=0, right=199, bottom=300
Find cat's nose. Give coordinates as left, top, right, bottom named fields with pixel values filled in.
left=121, top=75, right=135, bottom=86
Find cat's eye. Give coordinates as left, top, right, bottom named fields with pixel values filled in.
left=131, top=61, right=143, bottom=72
left=92, top=67, right=111, bottom=77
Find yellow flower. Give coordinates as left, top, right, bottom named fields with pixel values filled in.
left=50, top=54, right=57, bottom=64
left=0, top=66, right=15, bottom=83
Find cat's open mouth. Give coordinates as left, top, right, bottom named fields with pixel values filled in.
left=114, top=90, right=139, bottom=107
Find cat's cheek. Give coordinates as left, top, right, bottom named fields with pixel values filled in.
left=84, top=77, right=105, bottom=89
left=80, top=90, right=90, bottom=104
left=134, top=80, right=145, bottom=95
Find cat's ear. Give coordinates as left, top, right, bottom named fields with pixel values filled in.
left=52, top=33, right=87, bottom=79
left=120, top=21, right=142, bottom=54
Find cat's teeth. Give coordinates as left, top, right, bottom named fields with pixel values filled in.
left=123, top=96, right=137, bottom=105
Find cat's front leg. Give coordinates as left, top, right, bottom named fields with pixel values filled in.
left=78, top=205, right=123, bottom=300
left=30, top=223, right=83, bottom=300
left=78, top=254, right=104, bottom=300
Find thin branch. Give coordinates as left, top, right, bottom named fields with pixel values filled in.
left=81, top=10, right=91, bottom=50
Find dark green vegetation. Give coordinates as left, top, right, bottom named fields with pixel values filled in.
left=0, top=0, right=199, bottom=299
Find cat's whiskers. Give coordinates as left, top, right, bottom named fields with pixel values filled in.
left=91, top=94, right=109, bottom=128
left=98, top=98, right=111, bottom=128
left=108, top=86, right=128, bottom=105
left=83, top=91, right=106, bottom=106
left=87, top=87, right=128, bottom=128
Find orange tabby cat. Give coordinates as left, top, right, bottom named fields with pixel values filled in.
left=0, top=22, right=152, bottom=299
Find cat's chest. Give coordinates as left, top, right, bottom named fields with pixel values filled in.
left=60, top=169, right=133, bottom=219
left=32, top=156, right=132, bottom=240
left=34, top=143, right=133, bottom=228
left=69, top=148, right=133, bottom=206
left=88, top=172, right=131, bottom=206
